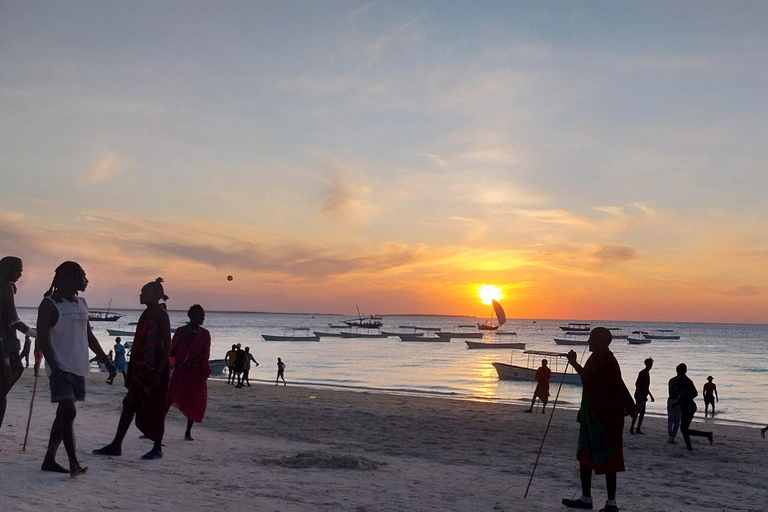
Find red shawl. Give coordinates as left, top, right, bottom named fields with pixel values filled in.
left=168, top=325, right=211, bottom=423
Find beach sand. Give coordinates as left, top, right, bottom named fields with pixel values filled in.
left=0, top=371, right=764, bottom=512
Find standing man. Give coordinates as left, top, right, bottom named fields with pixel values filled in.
left=36, top=261, right=115, bottom=477
left=20, top=334, right=32, bottom=368
left=674, top=363, right=713, bottom=451
left=108, top=337, right=127, bottom=385
left=225, top=344, right=237, bottom=385
left=242, top=347, right=259, bottom=387
left=667, top=370, right=683, bottom=444
left=629, top=358, right=655, bottom=435
left=276, top=357, right=286, bottom=386
left=93, top=278, right=171, bottom=460
left=524, top=359, right=551, bottom=413
left=233, top=344, right=246, bottom=388
left=1, top=256, right=37, bottom=435
left=702, top=376, right=718, bottom=416
left=562, top=327, right=637, bottom=512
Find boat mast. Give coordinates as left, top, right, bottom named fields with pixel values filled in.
left=106, top=299, right=112, bottom=316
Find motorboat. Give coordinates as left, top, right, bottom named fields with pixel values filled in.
left=627, top=331, right=651, bottom=345
left=607, top=328, right=628, bottom=340
left=398, top=333, right=449, bottom=342
left=642, top=329, right=680, bottom=340
left=558, top=322, right=591, bottom=332
left=466, top=331, right=525, bottom=349
left=262, top=328, right=319, bottom=341
left=553, top=332, right=589, bottom=345
left=492, top=350, right=581, bottom=385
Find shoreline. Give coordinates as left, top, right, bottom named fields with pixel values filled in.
left=3, top=371, right=765, bottom=511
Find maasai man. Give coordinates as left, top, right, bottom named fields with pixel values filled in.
left=563, top=327, right=637, bottom=512
left=93, top=278, right=171, bottom=460
left=1, top=256, right=37, bottom=435
left=525, top=359, right=551, bottom=413
left=168, top=304, right=211, bottom=441
left=36, top=261, right=115, bottom=477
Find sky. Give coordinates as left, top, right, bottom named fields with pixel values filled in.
left=1, top=1, right=767, bottom=322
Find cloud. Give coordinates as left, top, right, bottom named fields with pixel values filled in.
left=590, top=244, right=639, bottom=265
left=85, top=152, right=126, bottom=183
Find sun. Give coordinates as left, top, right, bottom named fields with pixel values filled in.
left=478, top=285, right=503, bottom=305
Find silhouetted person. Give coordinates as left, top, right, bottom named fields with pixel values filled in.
left=562, top=327, right=637, bottom=512
left=242, top=346, right=258, bottom=386
left=525, top=359, right=551, bottom=413
left=674, top=363, right=713, bottom=451
left=225, top=344, right=237, bottom=385
left=168, top=304, right=211, bottom=441
left=233, top=343, right=246, bottom=388
left=36, top=261, right=115, bottom=477
left=93, top=278, right=172, bottom=460
left=1, top=256, right=37, bottom=435
left=629, top=358, right=655, bottom=435
left=667, top=372, right=683, bottom=444
left=703, top=376, right=718, bottom=416
left=20, top=334, right=32, bottom=368
left=276, top=357, right=286, bottom=386
left=108, top=337, right=127, bottom=385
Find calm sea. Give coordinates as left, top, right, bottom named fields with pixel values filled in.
left=17, top=308, right=768, bottom=426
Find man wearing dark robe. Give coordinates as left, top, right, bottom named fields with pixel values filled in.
left=563, top=327, right=637, bottom=512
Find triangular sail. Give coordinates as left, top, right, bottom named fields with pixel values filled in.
left=492, top=299, right=506, bottom=326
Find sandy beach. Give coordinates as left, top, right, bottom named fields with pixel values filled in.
left=0, top=371, right=764, bottom=512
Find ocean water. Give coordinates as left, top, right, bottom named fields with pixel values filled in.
left=17, top=308, right=768, bottom=426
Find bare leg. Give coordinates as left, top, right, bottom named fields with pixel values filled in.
left=580, top=463, right=592, bottom=498
left=42, top=400, right=84, bottom=475
left=606, top=472, right=617, bottom=501
left=0, top=395, right=6, bottom=431
left=185, top=418, right=194, bottom=440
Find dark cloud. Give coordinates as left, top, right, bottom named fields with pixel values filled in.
left=590, top=244, right=638, bottom=265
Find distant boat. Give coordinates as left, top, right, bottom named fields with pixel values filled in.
left=209, top=359, right=228, bottom=375
left=627, top=331, right=651, bottom=345
left=642, top=329, right=680, bottom=340
left=88, top=299, right=123, bottom=322
left=492, top=349, right=581, bottom=385
left=340, top=332, right=388, bottom=339
left=477, top=299, right=506, bottom=330
left=608, top=327, right=628, bottom=340
left=343, top=306, right=383, bottom=328
left=436, top=330, right=483, bottom=339
left=553, top=332, right=589, bottom=345
left=314, top=331, right=346, bottom=338
left=558, top=322, right=591, bottom=332
left=262, top=328, right=319, bottom=341
left=398, top=333, right=449, bottom=342
left=398, top=325, right=441, bottom=331
left=107, top=328, right=136, bottom=337
left=466, top=329, right=525, bottom=349
left=381, top=330, right=425, bottom=337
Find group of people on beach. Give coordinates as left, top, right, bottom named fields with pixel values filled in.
left=520, top=327, right=741, bottom=512
left=0, top=257, right=214, bottom=476
left=224, top=344, right=286, bottom=387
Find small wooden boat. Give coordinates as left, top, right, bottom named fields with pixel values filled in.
left=437, top=331, right=483, bottom=339
left=398, top=325, right=441, bottom=331
left=107, top=328, right=136, bottom=337
left=492, top=350, right=581, bottom=385
left=642, top=329, right=680, bottom=340
left=313, top=331, right=346, bottom=338
left=262, top=328, right=319, bottom=341
left=558, top=322, right=591, bottom=332
left=553, top=332, right=588, bottom=345
left=477, top=299, right=506, bottom=330
left=342, top=306, right=383, bottom=328
left=398, top=333, right=449, bottom=342
left=466, top=331, right=524, bottom=349
left=88, top=299, right=123, bottom=322
left=381, top=330, right=424, bottom=337
left=340, top=331, right=388, bottom=339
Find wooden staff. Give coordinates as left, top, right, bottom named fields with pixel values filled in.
left=22, top=354, right=41, bottom=451
left=524, top=344, right=589, bottom=498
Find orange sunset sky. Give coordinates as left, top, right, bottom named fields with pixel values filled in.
left=2, top=2, right=767, bottom=323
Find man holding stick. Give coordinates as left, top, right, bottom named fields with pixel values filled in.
left=562, top=327, right=637, bottom=512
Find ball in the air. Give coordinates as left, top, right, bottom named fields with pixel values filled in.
left=227, top=275, right=233, bottom=281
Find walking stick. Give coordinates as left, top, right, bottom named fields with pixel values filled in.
left=524, top=344, right=589, bottom=498
left=524, top=361, right=570, bottom=498
left=22, top=356, right=41, bottom=451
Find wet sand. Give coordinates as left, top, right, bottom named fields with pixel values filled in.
left=0, top=371, right=764, bottom=511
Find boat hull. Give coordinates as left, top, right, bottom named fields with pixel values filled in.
left=553, top=338, right=588, bottom=345
left=437, top=331, right=483, bottom=339
left=398, top=334, right=449, bottom=342
left=381, top=331, right=424, bottom=337
left=466, top=341, right=525, bottom=349
left=642, top=335, right=680, bottom=340
left=106, top=329, right=135, bottom=337
left=627, top=337, right=651, bottom=345
left=492, top=362, right=582, bottom=385
left=339, top=332, right=389, bottom=339
left=313, top=331, right=345, bottom=338
left=262, top=334, right=320, bottom=341
left=209, top=359, right=228, bottom=375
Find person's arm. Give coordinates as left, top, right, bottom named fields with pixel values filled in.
left=566, top=350, right=583, bottom=375
left=714, top=385, right=718, bottom=401
left=649, top=388, right=655, bottom=402
left=35, top=299, right=61, bottom=374
left=87, top=324, right=116, bottom=376
left=1, top=282, right=34, bottom=337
